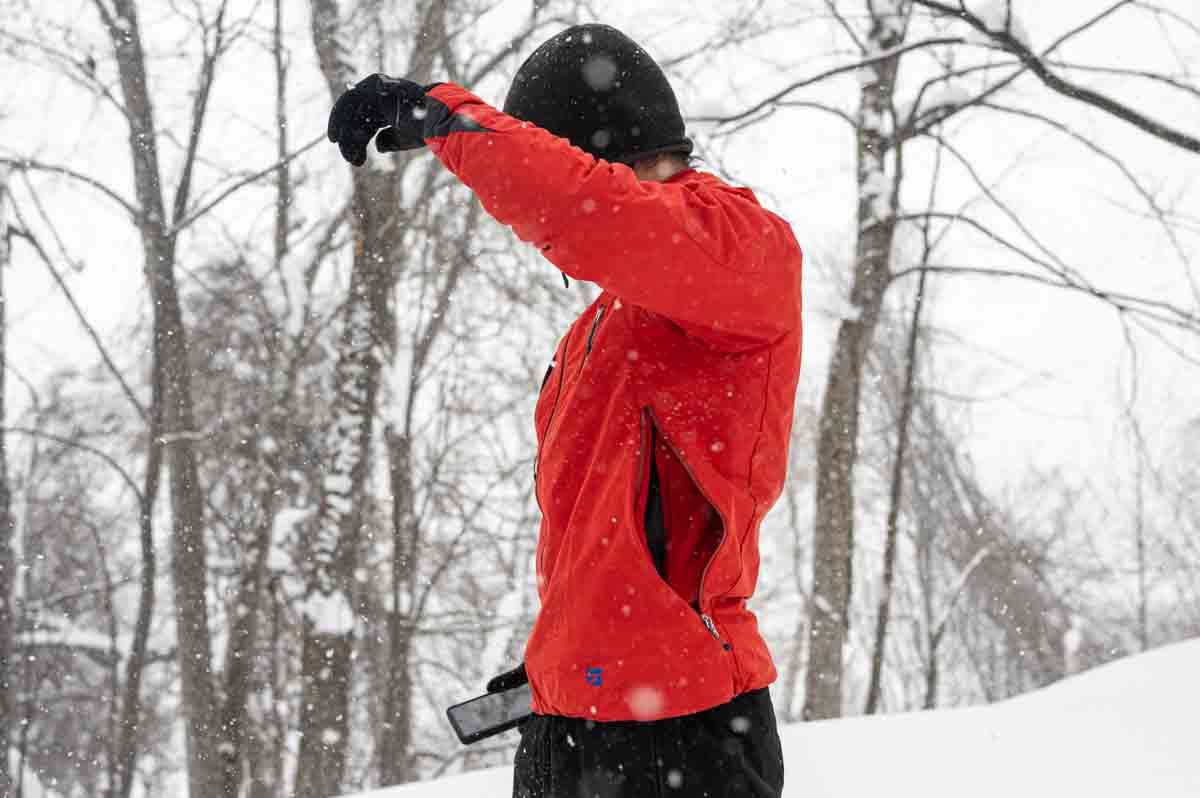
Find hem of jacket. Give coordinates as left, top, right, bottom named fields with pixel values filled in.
left=529, top=676, right=777, bottom=723
left=530, top=689, right=736, bottom=723
left=527, top=621, right=776, bottom=722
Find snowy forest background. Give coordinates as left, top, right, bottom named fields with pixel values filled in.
left=0, top=0, right=1198, bottom=795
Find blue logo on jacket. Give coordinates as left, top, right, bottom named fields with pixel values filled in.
left=585, top=667, right=603, bottom=686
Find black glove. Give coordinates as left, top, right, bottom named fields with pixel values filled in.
left=327, top=74, right=436, bottom=166
left=486, top=662, right=527, bottom=693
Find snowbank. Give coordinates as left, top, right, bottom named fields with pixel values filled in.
left=345, top=639, right=1200, bottom=797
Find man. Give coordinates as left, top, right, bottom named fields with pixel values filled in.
left=329, top=23, right=802, bottom=797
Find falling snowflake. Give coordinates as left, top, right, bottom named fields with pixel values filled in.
left=582, top=54, right=619, bottom=91
left=626, top=686, right=665, bottom=719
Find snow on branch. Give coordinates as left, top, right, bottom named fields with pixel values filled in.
left=911, top=0, right=1200, bottom=154
left=960, top=0, right=1031, bottom=46
left=18, top=616, right=117, bottom=665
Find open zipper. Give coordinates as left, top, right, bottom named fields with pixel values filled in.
left=640, top=408, right=732, bottom=652
left=577, top=303, right=605, bottom=377
left=534, top=301, right=606, bottom=511
left=533, top=332, right=572, bottom=513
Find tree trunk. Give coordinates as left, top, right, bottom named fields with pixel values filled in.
left=1134, top=447, right=1149, bottom=652
left=805, top=3, right=906, bottom=721
left=218, top=490, right=281, bottom=797
left=155, top=242, right=220, bottom=797
left=864, top=269, right=927, bottom=714
left=301, top=2, right=457, bottom=790
left=296, top=5, right=402, bottom=792
left=917, top=497, right=939, bottom=710
left=115, top=355, right=162, bottom=798
left=216, top=5, right=294, bottom=791
left=98, top=1, right=221, bottom=792
left=293, top=194, right=394, bottom=794
left=0, top=165, right=17, bottom=798
left=923, top=637, right=940, bottom=709
left=379, top=428, right=415, bottom=785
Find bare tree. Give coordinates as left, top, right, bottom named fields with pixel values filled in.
left=299, top=1, right=571, bottom=790
left=701, top=0, right=1199, bottom=718
left=805, top=2, right=909, bottom=721
left=864, top=233, right=930, bottom=715
left=909, top=0, right=1200, bottom=154
left=6, top=142, right=168, bottom=798
left=295, top=0, right=418, bottom=791
left=0, top=163, right=15, bottom=798
left=90, top=1, right=226, bottom=791
left=4, top=0, right=1197, bottom=790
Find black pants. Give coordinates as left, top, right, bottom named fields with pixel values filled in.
left=512, top=688, right=784, bottom=798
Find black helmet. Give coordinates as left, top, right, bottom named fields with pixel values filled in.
left=503, top=24, right=693, bottom=165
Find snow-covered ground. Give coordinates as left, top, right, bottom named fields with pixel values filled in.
left=347, top=638, right=1200, bottom=797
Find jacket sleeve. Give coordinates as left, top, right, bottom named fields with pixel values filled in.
left=420, top=83, right=802, bottom=351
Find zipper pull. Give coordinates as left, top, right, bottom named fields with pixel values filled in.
left=701, top=613, right=732, bottom=651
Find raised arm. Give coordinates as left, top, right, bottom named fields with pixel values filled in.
left=421, top=83, right=802, bottom=350
left=326, top=76, right=802, bottom=350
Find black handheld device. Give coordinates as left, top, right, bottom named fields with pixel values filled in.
left=446, top=682, right=533, bottom=745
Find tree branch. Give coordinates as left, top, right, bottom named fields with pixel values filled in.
left=891, top=262, right=1200, bottom=332
left=0, top=28, right=132, bottom=122
left=1132, top=1, right=1200, bottom=40
left=170, top=0, right=230, bottom=230
left=0, top=157, right=137, bottom=218
left=901, top=1, right=1141, bottom=140
left=695, top=36, right=966, bottom=127
left=976, top=101, right=1198, bottom=304
left=8, top=221, right=147, bottom=420
left=911, top=0, right=1200, bottom=153
left=922, top=132, right=1096, bottom=290
left=1, top=427, right=144, bottom=504
left=168, top=134, right=323, bottom=237
left=1043, top=59, right=1200, bottom=104
left=824, top=0, right=868, bottom=54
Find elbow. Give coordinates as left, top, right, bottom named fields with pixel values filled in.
left=749, top=242, right=803, bottom=344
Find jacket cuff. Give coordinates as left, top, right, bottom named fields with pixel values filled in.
left=426, top=82, right=482, bottom=113
left=422, top=82, right=496, bottom=142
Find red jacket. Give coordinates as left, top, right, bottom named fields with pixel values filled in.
left=425, top=83, right=803, bottom=721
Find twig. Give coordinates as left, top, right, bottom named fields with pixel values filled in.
left=8, top=201, right=147, bottom=421
left=1, top=427, right=143, bottom=503
left=911, top=0, right=1200, bottom=153
left=170, top=0, right=231, bottom=229
left=891, top=263, right=1200, bottom=332
left=696, top=37, right=966, bottom=127
left=977, top=101, right=1199, bottom=306
left=0, top=157, right=137, bottom=218
left=167, top=134, right=324, bottom=237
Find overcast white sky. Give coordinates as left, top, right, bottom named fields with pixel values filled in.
left=3, top=0, right=1198, bottom=505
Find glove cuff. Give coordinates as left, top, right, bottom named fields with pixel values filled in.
left=486, top=662, right=528, bottom=693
